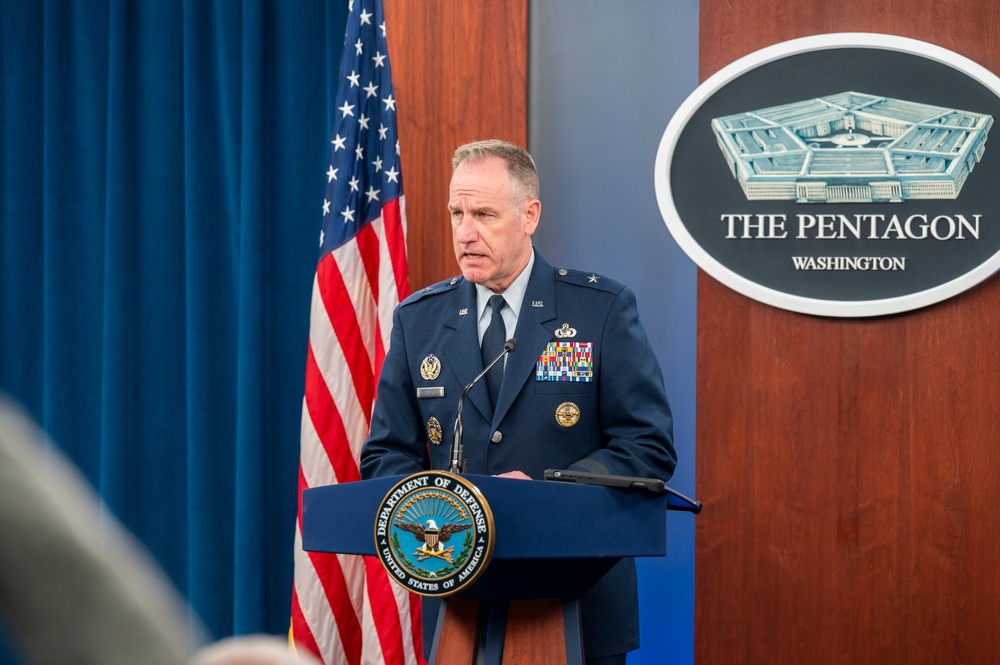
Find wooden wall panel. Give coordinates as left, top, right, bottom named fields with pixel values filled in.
left=697, top=1, right=1000, bottom=663
left=383, top=0, right=528, bottom=290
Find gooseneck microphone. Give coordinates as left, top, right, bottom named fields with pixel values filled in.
left=449, top=338, right=518, bottom=473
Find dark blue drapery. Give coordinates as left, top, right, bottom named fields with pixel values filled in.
left=0, top=0, right=348, bottom=655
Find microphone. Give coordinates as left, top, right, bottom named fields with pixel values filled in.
left=449, top=338, right=518, bottom=473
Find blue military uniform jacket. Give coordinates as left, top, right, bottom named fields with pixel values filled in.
left=361, top=249, right=676, bottom=658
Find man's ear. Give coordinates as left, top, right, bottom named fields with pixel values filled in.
left=523, top=199, right=541, bottom=235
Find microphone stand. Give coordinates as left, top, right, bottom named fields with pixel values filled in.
left=449, top=338, right=518, bottom=473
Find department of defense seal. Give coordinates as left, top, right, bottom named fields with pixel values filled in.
left=374, top=471, right=495, bottom=597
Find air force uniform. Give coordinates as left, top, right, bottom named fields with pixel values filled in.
left=360, top=248, right=676, bottom=659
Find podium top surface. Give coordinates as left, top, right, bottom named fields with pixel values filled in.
left=302, top=473, right=668, bottom=560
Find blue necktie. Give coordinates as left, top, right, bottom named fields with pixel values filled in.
left=481, top=294, right=507, bottom=408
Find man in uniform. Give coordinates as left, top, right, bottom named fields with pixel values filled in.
left=360, top=139, right=676, bottom=665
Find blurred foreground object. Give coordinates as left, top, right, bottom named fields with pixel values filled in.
left=190, top=635, right=322, bottom=665
left=0, top=395, right=202, bottom=665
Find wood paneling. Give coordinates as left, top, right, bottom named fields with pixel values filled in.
left=697, top=2, right=1000, bottom=663
left=383, top=0, right=528, bottom=291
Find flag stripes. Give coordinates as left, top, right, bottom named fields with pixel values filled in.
left=292, top=1, right=422, bottom=661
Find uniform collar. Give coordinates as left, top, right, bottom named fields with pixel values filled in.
left=474, top=248, right=535, bottom=322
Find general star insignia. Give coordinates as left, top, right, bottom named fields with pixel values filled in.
left=588, top=274, right=599, bottom=283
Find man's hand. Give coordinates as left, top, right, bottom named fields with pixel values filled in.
left=494, top=470, right=531, bottom=480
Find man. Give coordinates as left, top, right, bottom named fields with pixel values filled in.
left=360, top=140, right=676, bottom=664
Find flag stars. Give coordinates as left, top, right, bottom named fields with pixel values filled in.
left=372, top=156, right=383, bottom=172
left=323, top=199, right=331, bottom=215
left=327, top=165, right=338, bottom=182
left=380, top=21, right=386, bottom=36
left=348, top=176, right=360, bottom=192
left=378, top=124, right=388, bottom=140
left=383, top=94, right=396, bottom=111
left=319, top=228, right=324, bottom=247
left=358, top=114, right=370, bottom=131
left=347, top=70, right=360, bottom=87
left=331, top=134, right=347, bottom=151
left=359, top=8, right=373, bottom=25
left=364, top=82, right=378, bottom=98
left=354, top=39, right=364, bottom=56
left=385, top=166, right=399, bottom=183
left=340, top=206, right=356, bottom=223
left=372, top=51, right=386, bottom=68
left=339, top=101, right=355, bottom=118
left=365, top=186, right=381, bottom=203
left=355, top=145, right=364, bottom=160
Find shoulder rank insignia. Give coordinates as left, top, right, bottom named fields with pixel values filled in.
left=420, top=354, right=441, bottom=380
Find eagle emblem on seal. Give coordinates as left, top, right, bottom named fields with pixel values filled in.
left=394, top=519, right=471, bottom=563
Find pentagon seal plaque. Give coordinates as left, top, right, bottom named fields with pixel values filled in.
left=374, top=471, right=495, bottom=597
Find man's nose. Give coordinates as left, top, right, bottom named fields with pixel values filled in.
left=454, top=214, right=477, bottom=242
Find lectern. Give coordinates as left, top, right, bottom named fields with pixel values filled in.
left=302, top=473, right=693, bottom=664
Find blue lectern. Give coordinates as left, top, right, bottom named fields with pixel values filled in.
left=302, top=474, right=691, bottom=664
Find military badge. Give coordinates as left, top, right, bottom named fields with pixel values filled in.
left=420, top=354, right=441, bottom=380
left=374, top=471, right=495, bottom=597
left=554, top=323, right=577, bottom=339
left=555, top=402, right=581, bottom=427
left=536, top=341, right=594, bottom=382
left=426, top=417, right=443, bottom=445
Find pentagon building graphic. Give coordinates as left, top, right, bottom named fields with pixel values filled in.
left=711, top=92, right=993, bottom=203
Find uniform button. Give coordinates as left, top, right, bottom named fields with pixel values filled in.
left=558, top=268, right=568, bottom=276
left=490, top=430, right=503, bottom=443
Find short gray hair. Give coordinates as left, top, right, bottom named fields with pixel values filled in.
left=452, top=139, right=540, bottom=204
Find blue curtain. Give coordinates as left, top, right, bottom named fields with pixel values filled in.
left=0, top=0, right=347, bottom=655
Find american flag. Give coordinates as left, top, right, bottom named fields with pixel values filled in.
left=291, top=0, right=423, bottom=663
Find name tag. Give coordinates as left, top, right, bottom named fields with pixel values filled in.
left=416, top=387, right=445, bottom=399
